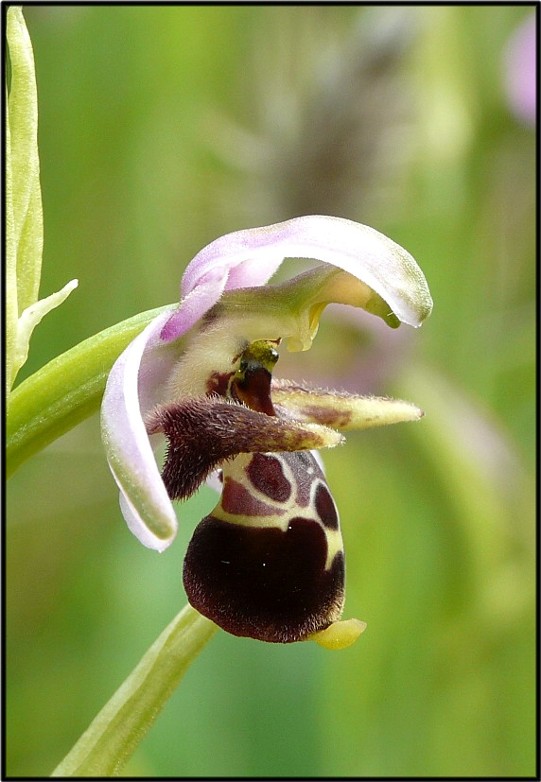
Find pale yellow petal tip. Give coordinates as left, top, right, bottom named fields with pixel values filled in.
left=304, top=423, right=344, bottom=449
left=308, top=618, right=367, bottom=650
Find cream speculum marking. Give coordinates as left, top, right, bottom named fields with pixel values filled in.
left=182, top=340, right=346, bottom=644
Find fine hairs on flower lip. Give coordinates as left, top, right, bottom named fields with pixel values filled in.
left=100, top=214, right=432, bottom=644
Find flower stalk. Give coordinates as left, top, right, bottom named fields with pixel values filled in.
left=51, top=604, right=218, bottom=778
left=6, top=305, right=174, bottom=477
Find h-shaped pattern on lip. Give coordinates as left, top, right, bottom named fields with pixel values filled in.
left=184, top=448, right=346, bottom=644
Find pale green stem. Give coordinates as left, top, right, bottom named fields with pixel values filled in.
left=51, top=604, right=218, bottom=777
left=6, top=304, right=174, bottom=476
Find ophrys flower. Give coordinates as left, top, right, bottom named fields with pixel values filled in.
left=101, top=215, right=432, bottom=646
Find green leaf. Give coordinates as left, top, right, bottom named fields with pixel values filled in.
left=6, top=7, right=43, bottom=390
left=13, top=278, right=80, bottom=384
left=6, top=6, right=42, bottom=311
left=6, top=7, right=79, bottom=393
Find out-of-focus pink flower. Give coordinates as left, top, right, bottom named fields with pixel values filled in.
left=504, top=13, right=537, bottom=126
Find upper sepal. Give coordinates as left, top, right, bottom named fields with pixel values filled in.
left=160, top=215, right=433, bottom=343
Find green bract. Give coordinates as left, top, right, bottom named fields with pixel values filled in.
left=5, top=7, right=77, bottom=395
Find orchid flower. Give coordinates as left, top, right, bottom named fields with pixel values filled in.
left=101, top=215, right=432, bottom=647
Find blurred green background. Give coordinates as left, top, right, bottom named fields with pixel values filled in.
left=7, top=5, right=536, bottom=777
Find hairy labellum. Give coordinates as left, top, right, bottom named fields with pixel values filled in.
left=147, top=336, right=424, bottom=644
left=151, top=340, right=349, bottom=642
left=183, top=450, right=345, bottom=643
left=146, top=396, right=342, bottom=503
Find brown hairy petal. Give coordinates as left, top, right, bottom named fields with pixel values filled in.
left=146, top=397, right=342, bottom=501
